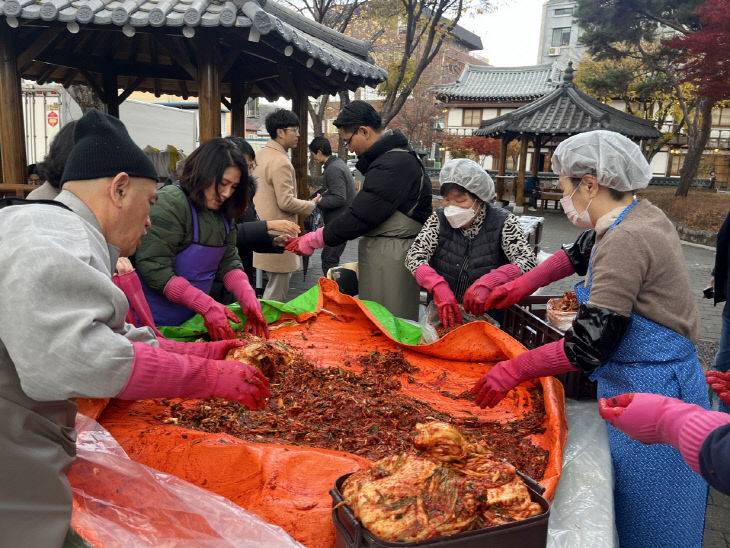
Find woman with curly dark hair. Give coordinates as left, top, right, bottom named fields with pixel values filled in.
left=134, top=138, right=268, bottom=339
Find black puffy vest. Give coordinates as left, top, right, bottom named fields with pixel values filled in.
left=430, top=205, right=509, bottom=301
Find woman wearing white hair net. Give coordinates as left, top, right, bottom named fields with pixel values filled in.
left=473, top=130, right=714, bottom=548
left=405, top=158, right=536, bottom=328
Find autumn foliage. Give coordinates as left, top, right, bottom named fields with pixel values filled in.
left=665, top=0, right=730, bottom=101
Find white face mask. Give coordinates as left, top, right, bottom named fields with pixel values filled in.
left=560, top=182, right=594, bottom=229
left=444, top=204, right=477, bottom=228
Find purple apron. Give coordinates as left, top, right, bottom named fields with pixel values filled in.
left=141, top=195, right=230, bottom=327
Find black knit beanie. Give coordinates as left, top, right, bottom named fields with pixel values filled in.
left=60, top=109, right=158, bottom=185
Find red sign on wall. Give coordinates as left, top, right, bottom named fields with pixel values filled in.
left=47, top=111, right=59, bottom=127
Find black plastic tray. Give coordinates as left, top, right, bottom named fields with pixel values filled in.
left=330, top=472, right=550, bottom=548
left=502, top=296, right=597, bottom=400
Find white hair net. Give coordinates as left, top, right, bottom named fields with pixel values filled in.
left=551, top=130, right=653, bottom=191
left=439, top=158, right=495, bottom=202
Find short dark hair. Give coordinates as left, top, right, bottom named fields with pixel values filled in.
left=308, top=136, right=332, bottom=156
left=226, top=136, right=255, bottom=162
left=265, top=109, right=300, bottom=140
left=333, top=100, right=382, bottom=132
left=179, top=138, right=251, bottom=220
left=36, top=121, right=77, bottom=188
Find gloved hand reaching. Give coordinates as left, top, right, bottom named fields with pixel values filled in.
left=483, top=249, right=576, bottom=310
left=223, top=269, right=269, bottom=338
left=706, top=370, right=730, bottom=406
left=599, top=392, right=730, bottom=473
left=414, top=264, right=462, bottom=329
left=462, top=264, right=522, bottom=316
left=473, top=339, right=577, bottom=408
left=163, top=275, right=239, bottom=340
left=158, top=338, right=245, bottom=360
left=285, top=227, right=325, bottom=256
left=118, top=342, right=270, bottom=409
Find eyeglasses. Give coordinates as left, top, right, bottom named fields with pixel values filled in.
left=342, top=126, right=360, bottom=147
left=285, top=127, right=300, bottom=135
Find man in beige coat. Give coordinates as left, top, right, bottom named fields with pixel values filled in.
left=253, top=109, right=320, bottom=301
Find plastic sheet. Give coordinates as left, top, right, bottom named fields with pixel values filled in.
left=69, top=414, right=305, bottom=548
left=547, top=399, right=618, bottom=548
left=546, top=298, right=577, bottom=332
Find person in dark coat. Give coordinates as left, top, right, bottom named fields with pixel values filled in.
left=706, top=210, right=730, bottom=413
left=287, top=101, right=432, bottom=320
left=308, top=136, right=357, bottom=275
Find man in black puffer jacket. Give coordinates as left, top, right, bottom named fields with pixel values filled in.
left=287, top=101, right=431, bottom=320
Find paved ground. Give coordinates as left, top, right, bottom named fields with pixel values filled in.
left=277, top=206, right=729, bottom=547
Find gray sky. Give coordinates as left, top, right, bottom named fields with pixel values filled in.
left=462, top=0, right=545, bottom=67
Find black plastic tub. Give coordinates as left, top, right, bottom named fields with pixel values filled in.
left=330, top=472, right=550, bottom=548
left=502, top=296, right=597, bottom=400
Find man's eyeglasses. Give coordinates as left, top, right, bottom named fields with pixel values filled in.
left=342, top=126, right=360, bottom=147
left=285, top=127, right=300, bottom=135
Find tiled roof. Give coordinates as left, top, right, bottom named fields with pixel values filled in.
left=0, top=0, right=387, bottom=84
left=435, top=63, right=560, bottom=102
left=473, top=66, right=662, bottom=139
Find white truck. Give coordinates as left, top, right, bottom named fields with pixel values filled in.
left=21, top=82, right=223, bottom=178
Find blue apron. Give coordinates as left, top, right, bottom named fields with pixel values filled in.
left=575, top=201, right=709, bottom=548
left=141, top=194, right=230, bottom=327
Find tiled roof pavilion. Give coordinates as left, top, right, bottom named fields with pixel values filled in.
left=474, top=63, right=662, bottom=140
left=0, top=0, right=387, bottom=100
left=435, top=63, right=561, bottom=103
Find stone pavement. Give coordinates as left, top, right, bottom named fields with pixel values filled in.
left=280, top=206, right=729, bottom=547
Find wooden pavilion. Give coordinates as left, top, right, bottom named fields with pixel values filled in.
left=473, top=63, right=662, bottom=207
left=0, top=0, right=386, bottom=197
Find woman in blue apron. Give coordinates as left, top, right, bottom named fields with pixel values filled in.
left=473, top=130, right=709, bottom=547
left=135, top=138, right=268, bottom=340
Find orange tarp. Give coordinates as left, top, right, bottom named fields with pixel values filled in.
left=76, top=278, right=567, bottom=547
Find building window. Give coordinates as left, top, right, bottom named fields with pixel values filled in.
left=551, top=27, right=571, bottom=47
left=462, top=108, right=483, bottom=127
left=712, top=108, right=730, bottom=127
left=554, top=7, right=573, bottom=15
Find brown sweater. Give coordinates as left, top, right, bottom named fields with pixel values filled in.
left=586, top=199, right=700, bottom=341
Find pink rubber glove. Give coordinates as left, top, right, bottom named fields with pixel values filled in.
left=484, top=249, right=576, bottom=310
left=163, top=276, right=239, bottom=340
left=112, top=271, right=163, bottom=337
left=285, top=227, right=325, bottom=256
left=463, top=264, right=522, bottom=316
left=118, top=342, right=270, bottom=409
left=414, top=264, right=462, bottom=329
left=223, top=269, right=269, bottom=339
left=706, top=371, right=730, bottom=406
left=473, top=339, right=577, bottom=408
left=157, top=338, right=245, bottom=360
left=599, top=393, right=730, bottom=473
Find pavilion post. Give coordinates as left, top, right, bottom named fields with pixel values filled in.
left=531, top=135, right=541, bottom=177
left=103, top=72, right=119, bottom=118
left=291, top=86, right=309, bottom=200
left=0, top=26, right=27, bottom=185
left=198, top=38, right=221, bottom=142
left=496, top=137, right=508, bottom=201
left=230, top=82, right=251, bottom=137
left=516, top=135, right=528, bottom=207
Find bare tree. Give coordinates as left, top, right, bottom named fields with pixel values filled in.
left=67, top=84, right=107, bottom=114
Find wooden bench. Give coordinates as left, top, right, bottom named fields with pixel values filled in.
left=538, top=190, right=562, bottom=211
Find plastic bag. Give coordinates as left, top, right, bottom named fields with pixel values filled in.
left=546, top=298, right=578, bottom=332
left=69, top=414, right=305, bottom=548
left=419, top=301, right=499, bottom=344
left=547, top=400, right=618, bottom=547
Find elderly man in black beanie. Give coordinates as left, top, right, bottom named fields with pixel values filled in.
left=287, top=100, right=432, bottom=320
left=0, top=109, right=270, bottom=546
